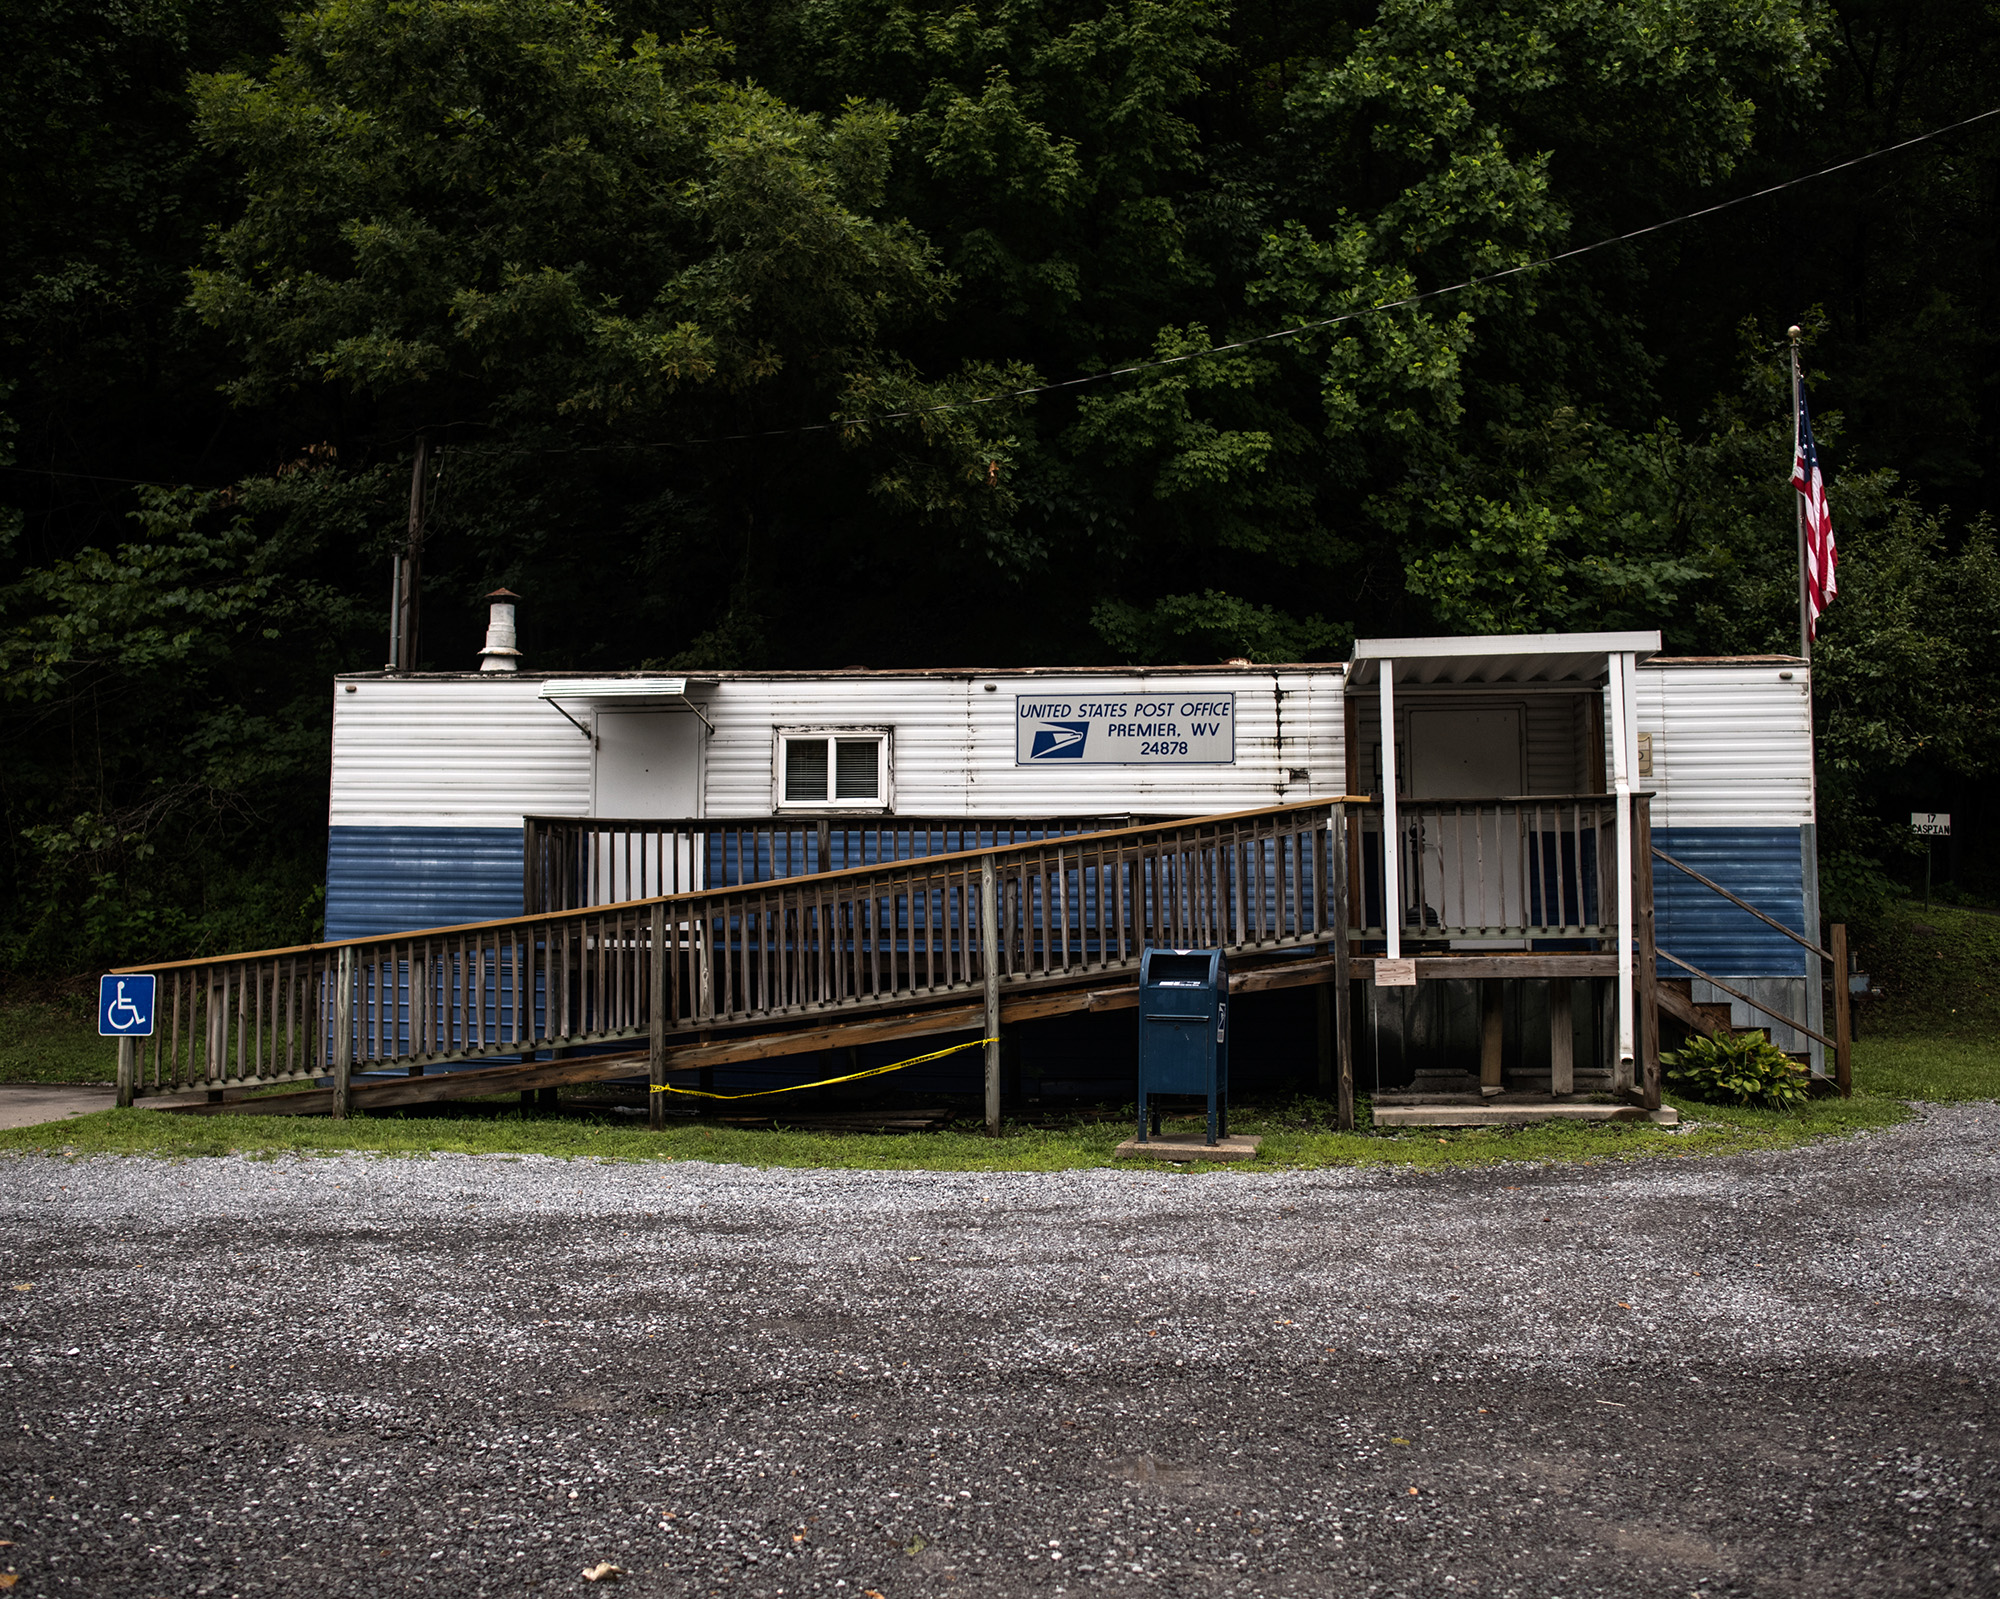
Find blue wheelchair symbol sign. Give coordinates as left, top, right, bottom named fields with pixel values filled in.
left=99, top=974, right=156, bottom=1037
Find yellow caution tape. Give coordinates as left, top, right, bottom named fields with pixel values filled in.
left=648, top=1036, right=996, bottom=1100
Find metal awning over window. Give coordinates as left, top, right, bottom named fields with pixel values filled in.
left=536, top=676, right=716, bottom=735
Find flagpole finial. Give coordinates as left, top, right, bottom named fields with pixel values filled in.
left=1787, top=324, right=1802, bottom=340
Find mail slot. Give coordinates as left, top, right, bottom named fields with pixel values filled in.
left=1135, top=947, right=1229, bottom=1146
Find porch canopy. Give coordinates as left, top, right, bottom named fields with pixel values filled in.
left=1344, top=629, right=1661, bottom=688
left=1346, top=628, right=1661, bottom=1078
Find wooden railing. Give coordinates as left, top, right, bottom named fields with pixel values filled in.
left=1356, top=796, right=1620, bottom=939
left=117, top=803, right=1344, bottom=1103
left=112, top=796, right=1644, bottom=1113
left=522, top=813, right=1169, bottom=912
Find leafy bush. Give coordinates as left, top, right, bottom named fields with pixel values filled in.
left=1662, top=1031, right=1811, bottom=1111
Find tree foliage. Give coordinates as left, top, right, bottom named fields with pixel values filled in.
left=0, top=0, right=1996, bottom=968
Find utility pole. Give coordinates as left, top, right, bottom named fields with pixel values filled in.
left=392, top=435, right=428, bottom=672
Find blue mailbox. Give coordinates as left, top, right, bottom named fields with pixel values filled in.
left=1135, top=947, right=1229, bottom=1146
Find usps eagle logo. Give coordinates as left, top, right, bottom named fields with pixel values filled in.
left=1029, top=722, right=1090, bottom=759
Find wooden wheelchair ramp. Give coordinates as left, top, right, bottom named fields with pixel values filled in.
left=120, top=802, right=1361, bottom=1129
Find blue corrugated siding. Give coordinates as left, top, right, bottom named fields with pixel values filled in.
left=325, top=825, right=524, bottom=941
left=1653, top=827, right=1809, bottom=978
left=703, top=824, right=1117, bottom=886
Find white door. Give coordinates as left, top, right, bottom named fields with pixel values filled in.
left=1407, top=708, right=1525, bottom=936
left=591, top=712, right=703, bottom=900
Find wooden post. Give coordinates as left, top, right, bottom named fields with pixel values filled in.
left=695, top=898, right=714, bottom=1023
left=649, top=902, right=668, bottom=1130
left=522, top=818, right=539, bottom=916
left=980, top=854, right=1001, bottom=1137
left=206, top=977, right=227, bottom=1094
left=1548, top=979, right=1574, bottom=1098
left=1314, top=816, right=1333, bottom=1096
left=1479, top=980, right=1504, bottom=1093
left=1331, top=805, right=1355, bottom=1131
left=1831, top=921, right=1853, bottom=1097
left=332, top=947, right=354, bottom=1121
left=116, top=1035, right=135, bottom=1109
left=1634, top=794, right=1661, bottom=1110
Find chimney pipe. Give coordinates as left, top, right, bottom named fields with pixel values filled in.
left=478, top=588, right=522, bottom=672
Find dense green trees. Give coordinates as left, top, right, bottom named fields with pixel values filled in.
left=0, top=0, right=1995, bottom=966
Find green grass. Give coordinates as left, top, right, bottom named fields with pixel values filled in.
left=0, top=990, right=112, bottom=1083
left=0, top=975, right=1987, bottom=1172
left=1851, top=1034, right=2000, bottom=1102
left=1851, top=896, right=2000, bottom=1037
left=0, top=1086, right=1915, bottom=1169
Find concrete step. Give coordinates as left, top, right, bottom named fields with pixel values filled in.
left=1114, top=1133, right=1263, bottom=1162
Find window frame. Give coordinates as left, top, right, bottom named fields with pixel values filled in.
left=771, top=725, right=894, bottom=812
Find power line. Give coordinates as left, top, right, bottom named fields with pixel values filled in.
left=0, top=463, right=232, bottom=491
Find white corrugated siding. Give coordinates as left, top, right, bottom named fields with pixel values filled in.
left=329, top=664, right=1809, bottom=827
left=328, top=670, right=1348, bottom=825
left=1636, top=664, right=1815, bottom=827
left=700, top=671, right=1348, bottom=815
left=328, top=677, right=592, bottom=828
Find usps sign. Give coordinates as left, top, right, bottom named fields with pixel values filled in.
left=1016, top=694, right=1235, bottom=765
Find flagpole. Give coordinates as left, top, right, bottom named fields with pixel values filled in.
left=1789, top=324, right=1810, bottom=661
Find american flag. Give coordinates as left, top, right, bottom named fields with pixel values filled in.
left=1791, top=384, right=1837, bottom=637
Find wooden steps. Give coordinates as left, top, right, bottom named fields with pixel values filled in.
left=1658, top=978, right=1733, bottom=1037
left=1373, top=1095, right=1678, bottom=1128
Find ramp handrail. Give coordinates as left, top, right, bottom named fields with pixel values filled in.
left=113, top=801, right=1353, bottom=1098
left=110, top=795, right=1647, bottom=1105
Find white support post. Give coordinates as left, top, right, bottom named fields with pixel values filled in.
left=1379, top=662, right=1400, bottom=961
left=1607, top=651, right=1636, bottom=1091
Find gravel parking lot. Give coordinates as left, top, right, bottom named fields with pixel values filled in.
left=3, top=1105, right=1997, bottom=1597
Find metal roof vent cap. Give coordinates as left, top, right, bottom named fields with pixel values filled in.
left=479, top=588, right=522, bottom=672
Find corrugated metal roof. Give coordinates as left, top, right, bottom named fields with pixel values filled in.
left=540, top=677, right=714, bottom=699
left=1649, top=655, right=1806, bottom=666
left=1347, top=630, right=1661, bottom=686
left=336, top=663, right=1345, bottom=682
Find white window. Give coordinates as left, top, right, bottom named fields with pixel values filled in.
left=773, top=727, right=892, bottom=810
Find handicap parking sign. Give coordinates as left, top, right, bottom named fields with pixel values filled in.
left=99, top=973, right=156, bottom=1037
